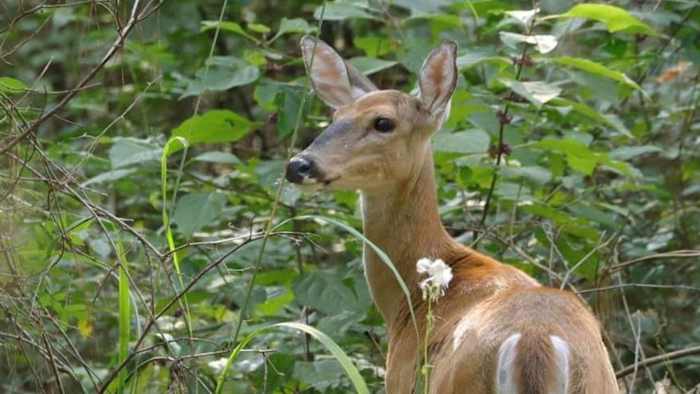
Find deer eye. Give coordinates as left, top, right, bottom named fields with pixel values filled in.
left=373, top=117, right=396, bottom=133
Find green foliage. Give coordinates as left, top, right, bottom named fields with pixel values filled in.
left=1, top=1, right=700, bottom=393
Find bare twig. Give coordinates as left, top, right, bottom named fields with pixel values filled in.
left=616, top=345, right=700, bottom=379
left=0, top=0, right=158, bottom=154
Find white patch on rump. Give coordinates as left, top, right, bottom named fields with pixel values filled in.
left=550, top=335, right=570, bottom=394
left=496, top=333, right=522, bottom=394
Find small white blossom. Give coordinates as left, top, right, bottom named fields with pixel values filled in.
left=416, top=258, right=453, bottom=300
left=208, top=358, right=230, bottom=374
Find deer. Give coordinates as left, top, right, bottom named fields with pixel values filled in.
left=285, top=36, right=619, bottom=394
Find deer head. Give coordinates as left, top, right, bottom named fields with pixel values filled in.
left=285, top=36, right=458, bottom=193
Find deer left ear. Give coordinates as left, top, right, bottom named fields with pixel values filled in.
left=418, top=40, right=458, bottom=121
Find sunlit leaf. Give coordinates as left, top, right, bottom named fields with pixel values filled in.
left=171, top=110, right=254, bottom=152
left=556, top=3, right=657, bottom=35
left=201, top=21, right=259, bottom=42
left=551, top=56, right=641, bottom=90
left=0, top=77, right=28, bottom=92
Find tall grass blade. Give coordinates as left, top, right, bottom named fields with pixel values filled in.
left=275, top=215, right=419, bottom=335
left=215, top=322, right=369, bottom=394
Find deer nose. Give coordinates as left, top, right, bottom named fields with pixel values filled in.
left=286, top=156, right=317, bottom=184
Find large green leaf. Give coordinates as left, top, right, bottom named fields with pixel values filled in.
left=109, top=138, right=162, bottom=169
left=293, top=272, right=365, bottom=315
left=215, top=322, right=369, bottom=394
left=556, top=3, right=657, bottom=35
left=201, top=21, right=259, bottom=43
left=0, top=77, right=28, bottom=93
left=192, top=151, right=240, bottom=165
left=270, top=18, right=316, bottom=42
left=171, top=110, right=253, bottom=152
left=172, top=192, right=227, bottom=237
left=551, top=56, right=641, bottom=90
left=433, top=129, right=490, bottom=155
left=182, top=57, right=260, bottom=98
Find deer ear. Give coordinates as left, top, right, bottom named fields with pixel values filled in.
left=300, top=36, right=377, bottom=108
left=418, top=40, right=458, bottom=119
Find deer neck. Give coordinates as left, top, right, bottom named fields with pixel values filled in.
left=360, top=148, right=457, bottom=326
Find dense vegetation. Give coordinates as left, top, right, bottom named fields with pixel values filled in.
left=1, top=0, right=699, bottom=393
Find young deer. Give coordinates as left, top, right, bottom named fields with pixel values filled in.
left=286, top=37, right=619, bottom=394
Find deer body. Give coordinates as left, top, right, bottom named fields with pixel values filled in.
left=287, top=37, right=619, bottom=394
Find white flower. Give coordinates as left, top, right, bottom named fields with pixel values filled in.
left=416, top=258, right=453, bottom=300
left=208, top=357, right=230, bottom=374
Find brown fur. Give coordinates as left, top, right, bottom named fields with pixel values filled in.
left=295, top=39, right=619, bottom=394
left=516, top=332, right=556, bottom=394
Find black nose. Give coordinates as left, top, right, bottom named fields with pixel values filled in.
left=285, top=156, right=316, bottom=184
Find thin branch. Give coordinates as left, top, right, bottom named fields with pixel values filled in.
left=616, top=345, right=700, bottom=379
left=0, top=0, right=158, bottom=154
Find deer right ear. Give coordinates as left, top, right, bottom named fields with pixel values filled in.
left=300, top=36, right=376, bottom=108
left=418, top=40, right=458, bottom=120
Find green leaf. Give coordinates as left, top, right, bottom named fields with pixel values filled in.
left=348, top=57, right=398, bottom=75
left=109, top=138, right=162, bottom=169
left=182, top=57, right=259, bottom=98
left=172, top=192, right=227, bottom=237
left=502, top=166, right=552, bottom=184
left=499, top=80, right=562, bottom=106
left=354, top=35, right=392, bottom=57
left=270, top=18, right=316, bottom=42
left=274, top=87, right=305, bottom=137
left=192, top=151, right=241, bottom=164
left=81, top=168, right=138, bottom=187
left=294, top=272, right=364, bottom=315
left=275, top=215, right=418, bottom=336
left=315, top=2, right=380, bottom=20
left=0, top=77, right=28, bottom=93
left=433, top=129, right=490, bottom=154
left=535, top=138, right=598, bottom=175
left=457, top=52, right=511, bottom=70
left=172, top=110, right=253, bottom=152
left=215, top=322, right=369, bottom=394
left=551, top=56, right=641, bottom=90
left=294, top=359, right=346, bottom=391
left=557, top=3, right=657, bottom=35
left=201, top=21, right=259, bottom=43
left=247, top=23, right=270, bottom=34
left=610, top=145, right=662, bottom=160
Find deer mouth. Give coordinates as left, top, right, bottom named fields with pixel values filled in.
left=322, top=175, right=341, bottom=186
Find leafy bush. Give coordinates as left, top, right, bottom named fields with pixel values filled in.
left=1, top=0, right=699, bottom=393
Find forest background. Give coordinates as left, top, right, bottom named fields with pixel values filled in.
left=1, top=0, right=700, bottom=393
